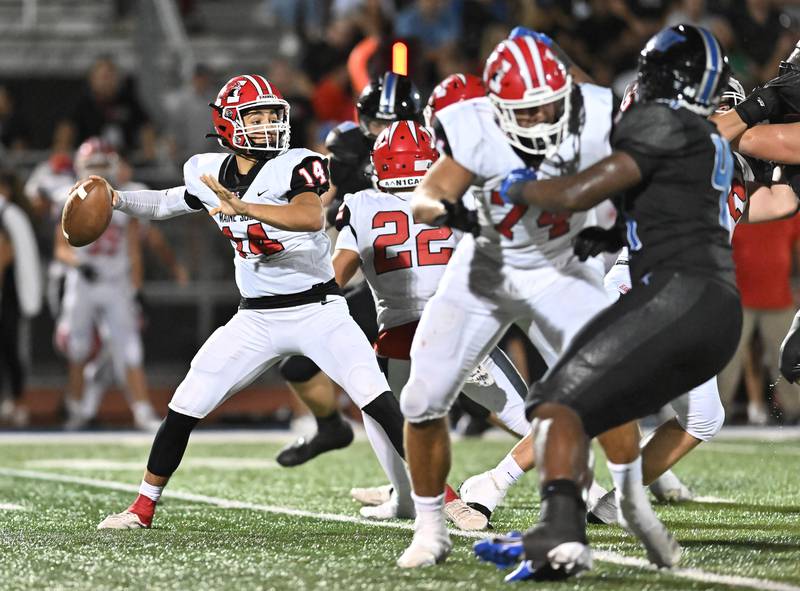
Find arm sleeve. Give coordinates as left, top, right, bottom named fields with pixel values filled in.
left=611, top=104, right=687, bottom=180
left=114, top=186, right=201, bottom=220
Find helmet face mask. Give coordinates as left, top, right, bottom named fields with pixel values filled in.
left=483, top=36, right=573, bottom=156
left=637, top=24, right=730, bottom=116
left=211, top=75, right=291, bottom=159
left=716, top=77, right=746, bottom=113
left=357, top=72, right=423, bottom=140
left=371, top=121, right=438, bottom=191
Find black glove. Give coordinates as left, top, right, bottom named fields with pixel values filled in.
left=433, top=199, right=480, bottom=237
left=77, top=264, right=97, bottom=282
left=736, top=86, right=781, bottom=127
left=779, top=309, right=800, bottom=383
left=736, top=70, right=800, bottom=127
left=572, top=226, right=625, bottom=262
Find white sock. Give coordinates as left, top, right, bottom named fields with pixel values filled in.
left=411, top=491, right=445, bottom=528
left=139, top=480, right=163, bottom=503
left=651, top=468, right=681, bottom=490
left=607, top=456, right=658, bottom=530
left=360, top=411, right=413, bottom=509
left=491, top=454, right=524, bottom=490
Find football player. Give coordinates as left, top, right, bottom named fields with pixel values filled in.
left=54, top=138, right=160, bottom=431
left=473, top=25, right=746, bottom=581
left=395, top=35, right=624, bottom=568
left=94, top=75, right=409, bottom=530
left=588, top=76, right=800, bottom=523
left=331, top=119, right=532, bottom=522
left=275, top=72, right=423, bottom=469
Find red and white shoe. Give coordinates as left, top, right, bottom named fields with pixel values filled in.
left=97, top=494, right=155, bottom=530
left=97, top=510, right=150, bottom=530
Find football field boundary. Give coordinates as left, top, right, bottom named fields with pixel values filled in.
left=1, top=467, right=797, bottom=591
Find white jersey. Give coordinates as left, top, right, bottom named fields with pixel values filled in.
left=183, top=149, right=333, bottom=297
left=436, top=84, right=614, bottom=269
left=336, top=188, right=460, bottom=332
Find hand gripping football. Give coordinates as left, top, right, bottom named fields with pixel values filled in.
left=61, top=178, right=113, bottom=247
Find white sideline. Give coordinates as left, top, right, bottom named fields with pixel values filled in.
left=0, top=467, right=798, bottom=591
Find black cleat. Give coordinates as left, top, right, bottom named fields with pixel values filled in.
left=276, top=420, right=354, bottom=467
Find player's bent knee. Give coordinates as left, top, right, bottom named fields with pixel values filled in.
left=677, top=398, right=725, bottom=441
left=279, top=355, right=321, bottom=383
left=400, top=377, right=451, bottom=423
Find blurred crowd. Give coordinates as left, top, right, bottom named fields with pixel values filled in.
left=2, top=0, right=800, bottom=429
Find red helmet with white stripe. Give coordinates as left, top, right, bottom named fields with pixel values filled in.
left=74, top=137, right=119, bottom=182
left=371, top=121, right=438, bottom=190
left=210, top=74, right=290, bottom=158
left=424, top=73, right=486, bottom=128
left=483, top=36, right=572, bottom=155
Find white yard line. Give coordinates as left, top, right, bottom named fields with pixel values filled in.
left=0, top=502, right=25, bottom=510
left=0, top=467, right=797, bottom=591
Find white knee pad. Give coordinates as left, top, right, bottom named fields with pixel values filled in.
left=400, top=373, right=458, bottom=423
left=672, top=378, right=725, bottom=442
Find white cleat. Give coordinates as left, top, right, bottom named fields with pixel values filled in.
left=649, top=471, right=693, bottom=503
left=459, top=470, right=506, bottom=518
left=350, top=484, right=392, bottom=507
left=396, top=520, right=452, bottom=568
left=444, top=497, right=489, bottom=531
left=359, top=492, right=415, bottom=521
left=97, top=510, right=149, bottom=530
left=618, top=500, right=682, bottom=568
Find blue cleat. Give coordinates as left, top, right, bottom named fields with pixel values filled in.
left=473, top=531, right=525, bottom=569
left=504, top=560, right=536, bottom=582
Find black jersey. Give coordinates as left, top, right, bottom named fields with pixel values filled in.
left=611, top=102, right=735, bottom=285
left=325, top=121, right=374, bottom=196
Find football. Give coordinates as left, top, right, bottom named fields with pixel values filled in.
left=61, top=178, right=113, bottom=247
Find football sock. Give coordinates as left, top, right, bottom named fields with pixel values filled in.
left=491, top=454, right=525, bottom=490
left=361, top=411, right=413, bottom=510
left=315, top=410, right=344, bottom=433
left=138, top=481, right=163, bottom=503
left=607, top=456, right=659, bottom=531
left=411, top=491, right=445, bottom=528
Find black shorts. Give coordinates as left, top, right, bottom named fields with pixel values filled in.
left=525, top=270, right=742, bottom=438
left=279, top=282, right=378, bottom=382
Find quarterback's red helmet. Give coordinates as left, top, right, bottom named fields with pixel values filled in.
left=210, top=74, right=290, bottom=158
left=74, top=137, right=119, bottom=181
left=483, top=36, right=572, bottom=155
left=424, top=73, right=486, bottom=129
left=371, top=121, right=438, bottom=190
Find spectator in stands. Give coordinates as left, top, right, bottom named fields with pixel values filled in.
left=0, top=86, right=31, bottom=153
left=726, top=0, right=797, bottom=84
left=165, top=64, right=221, bottom=164
left=717, top=214, right=800, bottom=425
left=395, top=0, right=462, bottom=58
left=267, top=58, right=316, bottom=148
left=57, top=56, right=157, bottom=161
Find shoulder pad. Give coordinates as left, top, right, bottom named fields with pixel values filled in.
left=611, top=103, right=689, bottom=155
left=325, top=122, right=371, bottom=164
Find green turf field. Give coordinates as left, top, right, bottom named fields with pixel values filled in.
left=0, top=432, right=798, bottom=590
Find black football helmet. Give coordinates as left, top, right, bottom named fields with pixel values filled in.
left=637, top=24, right=730, bottom=116
left=717, top=77, right=746, bottom=112
left=356, top=72, right=423, bottom=138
